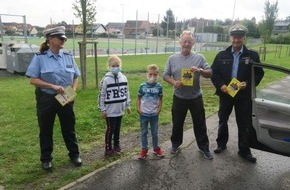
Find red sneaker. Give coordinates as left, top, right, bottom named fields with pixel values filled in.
left=138, top=148, right=148, bottom=159
left=153, top=146, right=164, bottom=158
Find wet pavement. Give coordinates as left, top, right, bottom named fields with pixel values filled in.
left=60, top=113, right=290, bottom=190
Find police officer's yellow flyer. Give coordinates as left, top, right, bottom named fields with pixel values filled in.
left=55, top=86, right=77, bottom=106
left=227, top=78, right=241, bottom=97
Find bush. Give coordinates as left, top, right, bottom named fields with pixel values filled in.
left=96, top=33, right=118, bottom=38
left=270, top=34, right=290, bottom=44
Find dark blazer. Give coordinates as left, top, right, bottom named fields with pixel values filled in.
left=211, top=45, right=264, bottom=99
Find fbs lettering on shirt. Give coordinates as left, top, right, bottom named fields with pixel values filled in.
left=105, top=85, right=128, bottom=104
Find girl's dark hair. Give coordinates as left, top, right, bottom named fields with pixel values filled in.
left=39, top=39, right=49, bottom=53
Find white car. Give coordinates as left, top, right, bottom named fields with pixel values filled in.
left=250, top=62, right=290, bottom=156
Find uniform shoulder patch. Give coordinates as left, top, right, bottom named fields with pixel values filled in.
left=63, top=51, right=73, bottom=56
left=35, top=52, right=47, bottom=56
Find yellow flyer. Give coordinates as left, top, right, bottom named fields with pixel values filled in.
left=181, top=68, right=194, bottom=86
left=55, top=86, right=76, bottom=106
left=227, top=78, right=241, bottom=97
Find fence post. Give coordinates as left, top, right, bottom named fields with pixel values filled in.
left=78, top=41, right=86, bottom=90
left=94, top=42, right=98, bottom=88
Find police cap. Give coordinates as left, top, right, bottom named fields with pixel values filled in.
left=43, top=26, right=67, bottom=39
left=229, top=24, right=248, bottom=37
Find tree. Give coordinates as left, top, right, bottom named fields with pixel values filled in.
left=72, top=0, right=96, bottom=32
left=241, top=18, right=260, bottom=38
left=58, top=21, right=68, bottom=26
left=72, top=0, right=97, bottom=89
left=224, top=18, right=233, bottom=26
left=198, top=25, right=224, bottom=33
left=258, top=0, right=278, bottom=46
left=161, top=9, right=175, bottom=36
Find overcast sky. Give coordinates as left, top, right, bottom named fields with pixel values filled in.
left=0, top=0, right=289, bottom=27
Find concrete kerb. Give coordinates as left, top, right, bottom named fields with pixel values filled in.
left=59, top=156, right=130, bottom=190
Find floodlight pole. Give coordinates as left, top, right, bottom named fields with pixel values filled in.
left=232, top=0, right=237, bottom=25
left=156, top=14, right=160, bottom=54
left=174, top=17, right=177, bottom=53
left=23, top=15, right=27, bottom=43
left=135, top=10, right=138, bottom=55
left=165, top=16, right=169, bottom=53
left=146, top=12, right=149, bottom=54
left=121, top=4, right=124, bottom=55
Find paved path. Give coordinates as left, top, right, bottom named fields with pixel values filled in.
left=60, top=113, right=290, bottom=190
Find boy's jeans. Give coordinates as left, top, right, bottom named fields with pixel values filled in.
left=140, top=114, right=159, bottom=149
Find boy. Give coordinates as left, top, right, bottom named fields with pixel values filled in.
left=136, top=64, right=164, bottom=159
left=98, top=55, right=131, bottom=157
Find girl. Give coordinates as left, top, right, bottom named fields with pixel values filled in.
left=98, top=55, right=131, bottom=157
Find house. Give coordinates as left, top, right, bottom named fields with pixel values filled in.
left=187, top=18, right=210, bottom=31
left=49, top=24, right=106, bottom=36
left=44, top=24, right=81, bottom=36
left=73, top=25, right=83, bottom=34
left=29, top=26, right=38, bottom=36
left=91, top=23, right=107, bottom=35
left=123, top=20, right=151, bottom=38
left=2, top=22, right=38, bottom=36
left=106, top=22, right=124, bottom=35
left=272, top=21, right=290, bottom=35
left=65, top=24, right=83, bottom=35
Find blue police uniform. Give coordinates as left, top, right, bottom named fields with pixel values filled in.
left=26, top=49, right=81, bottom=164
left=27, top=49, right=80, bottom=94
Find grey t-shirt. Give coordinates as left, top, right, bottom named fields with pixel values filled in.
left=162, top=52, right=211, bottom=99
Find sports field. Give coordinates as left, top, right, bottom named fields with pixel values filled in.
left=2, top=36, right=231, bottom=56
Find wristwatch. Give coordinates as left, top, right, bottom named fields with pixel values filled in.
left=199, top=68, right=203, bottom=72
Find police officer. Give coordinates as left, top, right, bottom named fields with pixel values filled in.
left=211, top=24, right=264, bottom=163
left=26, top=26, right=82, bottom=170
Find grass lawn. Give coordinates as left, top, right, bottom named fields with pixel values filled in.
left=0, top=43, right=289, bottom=189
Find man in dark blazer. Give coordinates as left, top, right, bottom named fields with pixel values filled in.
left=211, top=24, right=264, bottom=163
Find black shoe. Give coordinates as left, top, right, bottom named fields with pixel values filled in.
left=214, top=146, right=227, bottom=154
left=238, top=151, right=257, bottom=163
left=71, top=156, right=82, bottom=166
left=199, top=149, right=213, bottom=160
left=42, top=161, right=52, bottom=170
